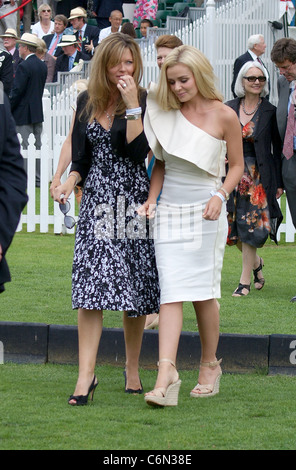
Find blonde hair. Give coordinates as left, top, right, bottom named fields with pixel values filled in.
left=38, top=3, right=52, bottom=20
left=156, top=45, right=223, bottom=110
left=86, top=33, right=143, bottom=122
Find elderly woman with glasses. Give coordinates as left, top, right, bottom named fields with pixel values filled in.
left=225, top=61, right=283, bottom=296
left=31, top=3, right=54, bottom=38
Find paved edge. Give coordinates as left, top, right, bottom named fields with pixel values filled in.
left=0, top=321, right=296, bottom=375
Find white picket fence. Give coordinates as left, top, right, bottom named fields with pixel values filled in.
left=17, top=0, right=296, bottom=241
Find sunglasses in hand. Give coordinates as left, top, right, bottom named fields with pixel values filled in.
left=59, top=200, right=76, bottom=229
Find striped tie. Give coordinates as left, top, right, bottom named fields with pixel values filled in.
left=77, top=30, right=82, bottom=51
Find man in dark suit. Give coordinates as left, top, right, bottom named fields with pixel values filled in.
left=231, top=34, right=268, bottom=97
left=53, top=34, right=89, bottom=82
left=0, top=91, right=28, bottom=293
left=10, top=33, right=47, bottom=151
left=271, top=37, right=296, bottom=302
left=0, top=28, right=21, bottom=77
left=92, top=0, right=124, bottom=29
left=68, top=7, right=100, bottom=60
left=43, top=14, right=68, bottom=58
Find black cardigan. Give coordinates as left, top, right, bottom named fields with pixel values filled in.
left=70, top=89, right=150, bottom=185
left=226, top=97, right=283, bottom=240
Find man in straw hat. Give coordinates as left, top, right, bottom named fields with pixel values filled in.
left=0, top=0, right=18, bottom=43
left=68, top=7, right=99, bottom=59
left=10, top=33, right=47, bottom=185
left=0, top=28, right=21, bottom=75
left=53, top=34, right=89, bottom=82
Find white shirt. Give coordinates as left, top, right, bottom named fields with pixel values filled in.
left=31, top=21, right=54, bottom=38
left=98, top=26, right=121, bottom=43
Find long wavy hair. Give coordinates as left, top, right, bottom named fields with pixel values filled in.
left=156, top=45, right=223, bottom=110
left=85, top=33, right=144, bottom=122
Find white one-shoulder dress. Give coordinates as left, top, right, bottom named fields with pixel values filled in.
left=144, top=84, right=228, bottom=304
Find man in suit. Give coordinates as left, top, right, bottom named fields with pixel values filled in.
left=10, top=33, right=47, bottom=151
left=271, top=38, right=296, bottom=302
left=231, top=34, right=268, bottom=97
left=68, top=7, right=100, bottom=60
left=0, top=91, right=28, bottom=293
left=92, top=0, right=124, bottom=29
left=0, top=28, right=21, bottom=76
left=53, top=34, right=89, bottom=82
left=43, top=14, right=68, bottom=58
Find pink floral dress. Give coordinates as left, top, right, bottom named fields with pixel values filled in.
left=133, top=0, right=158, bottom=28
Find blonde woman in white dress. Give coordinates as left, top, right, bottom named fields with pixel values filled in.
left=139, top=45, right=244, bottom=407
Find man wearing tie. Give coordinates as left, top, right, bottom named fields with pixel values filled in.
left=68, top=7, right=100, bottom=60
left=231, top=34, right=268, bottom=97
left=43, top=14, right=68, bottom=58
left=271, top=38, right=296, bottom=302
left=53, top=34, right=89, bottom=82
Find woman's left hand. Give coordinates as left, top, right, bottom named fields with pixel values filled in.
left=203, top=196, right=222, bottom=220
left=117, top=75, right=139, bottom=109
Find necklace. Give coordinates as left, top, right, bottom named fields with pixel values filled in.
left=104, top=110, right=114, bottom=130
left=241, top=98, right=261, bottom=115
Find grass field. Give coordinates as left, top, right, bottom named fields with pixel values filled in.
left=1, top=229, right=296, bottom=335
left=1, top=229, right=296, bottom=450
left=1, top=363, right=296, bottom=450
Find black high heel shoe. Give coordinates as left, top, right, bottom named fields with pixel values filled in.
left=253, top=257, right=265, bottom=290
left=123, top=370, right=143, bottom=394
left=68, top=375, right=98, bottom=406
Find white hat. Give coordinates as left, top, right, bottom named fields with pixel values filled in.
left=57, top=35, right=79, bottom=47
left=68, top=7, right=87, bottom=20
left=17, top=33, right=39, bottom=47
left=0, top=28, right=18, bottom=39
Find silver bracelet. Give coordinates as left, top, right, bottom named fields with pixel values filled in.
left=126, top=107, right=142, bottom=115
left=210, top=190, right=225, bottom=202
left=125, top=114, right=141, bottom=120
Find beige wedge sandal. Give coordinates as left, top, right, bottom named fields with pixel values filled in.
left=144, top=359, right=181, bottom=407
left=190, top=359, right=222, bottom=398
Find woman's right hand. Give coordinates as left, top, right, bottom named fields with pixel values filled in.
left=137, top=198, right=157, bottom=219
left=53, top=177, right=76, bottom=204
left=50, top=174, right=61, bottom=199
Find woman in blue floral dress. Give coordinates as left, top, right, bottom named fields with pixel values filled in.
left=54, top=33, right=160, bottom=405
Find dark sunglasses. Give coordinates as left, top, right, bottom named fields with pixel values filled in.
left=59, top=200, right=76, bottom=229
left=243, top=76, right=266, bottom=83
left=42, top=9, right=51, bottom=12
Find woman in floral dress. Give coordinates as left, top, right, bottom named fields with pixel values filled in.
left=54, top=33, right=160, bottom=404
left=226, top=61, right=283, bottom=296
left=133, top=0, right=158, bottom=28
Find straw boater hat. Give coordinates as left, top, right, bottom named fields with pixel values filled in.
left=68, top=7, right=87, bottom=20
left=0, top=28, right=19, bottom=39
left=16, top=33, right=39, bottom=47
left=57, top=35, right=79, bottom=47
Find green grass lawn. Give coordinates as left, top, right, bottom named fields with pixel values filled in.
left=1, top=230, right=296, bottom=450
left=1, top=229, right=296, bottom=335
left=1, top=363, right=296, bottom=450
